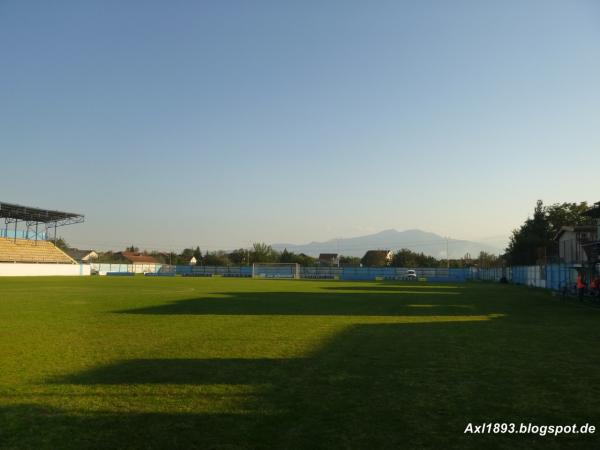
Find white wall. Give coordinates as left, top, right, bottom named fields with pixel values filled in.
left=0, top=263, right=91, bottom=276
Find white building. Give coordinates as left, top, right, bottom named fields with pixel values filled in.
left=554, top=226, right=597, bottom=264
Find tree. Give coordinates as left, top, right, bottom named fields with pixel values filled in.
left=477, top=251, right=501, bottom=268
left=361, top=251, right=390, bottom=267
left=503, top=200, right=592, bottom=265
left=193, top=246, right=203, bottom=265
left=54, top=237, right=69, bottom=251
left=179, top=248, right=195, bottom=263
left=545, top=202, right=593, bottom=234
left=126, top=245, right=139, bottom=253
left=505, top=200, right=551, bottom=265
left=291, top=253, right=317, bottom=267
left=250, top=242, right=279, bottom=263
left=228, top=248, right=248, bottom=265
left=279, top=248, right=293, bottom=263
left=391, top=248, right=438, bottom=268
left=339, top=256, right=361, bottom=267
left=203, top=251, right=231, bottom=266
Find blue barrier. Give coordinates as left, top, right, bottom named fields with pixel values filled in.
left=475, top=264, right=580, bottom=291
left=106, top=272, right=135, bottom=276
left=95, top=262, right=587, bottom=293
left=100, top=264, right=469, bottom=283
left=340, top=267, right=469, bottom=282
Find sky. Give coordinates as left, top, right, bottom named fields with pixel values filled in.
left=1, top=0, right=599, bottom=252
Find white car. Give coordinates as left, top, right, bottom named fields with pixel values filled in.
left=406, top=269, right=417, bottom=280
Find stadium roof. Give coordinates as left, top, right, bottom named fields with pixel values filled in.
left=0, top=201, right=84, bottom=226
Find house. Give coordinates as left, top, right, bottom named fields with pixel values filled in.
left=554, top=226, right=597, bottom=264
left=119, top=251, right=160, bottom=264
left=66, top=249, right=98, bottom=263
left=361, top=250, right=393, bottom=267
left=318, top=253, right=339, bottom=266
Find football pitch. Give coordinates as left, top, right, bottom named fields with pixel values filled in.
left=1, top=277, right=599, bottom=449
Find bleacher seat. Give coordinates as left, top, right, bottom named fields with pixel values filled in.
left=0, top=238, right=76, bottom=264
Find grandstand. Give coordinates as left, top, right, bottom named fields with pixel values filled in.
left=0, top=201, right=87, bottom=275
left=0, top=238, right=75, bottom=264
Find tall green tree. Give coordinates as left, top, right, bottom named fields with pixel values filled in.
left=179, top=248, right=195, bottom=264
left=505, top=200, right=551, bottom=265
left=203, top=251, right=231, bottom=266
left=339, top=256, right=361, bottom=267
left=228, top=248, right=248, bottom=265
left=193, top=246, right=203, bottom=265
left=361, top=251, right=390, bottom=267
left=545, top=202, right=592, bottom=234
left=477, top=251, right=501, bottom=268
left=391, top=249, right=438, bottom=268
left=291, top=253, right=317, bottom=267
left=279, top=248, right=293, bottom=263
left=250, top=242, right=279, bottom=263
left=504, top=200, right=592, bottom=265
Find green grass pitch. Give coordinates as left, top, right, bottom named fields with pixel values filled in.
left=1, top=277, right=599, bottom=449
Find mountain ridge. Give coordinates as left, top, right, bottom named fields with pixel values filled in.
left=272, top=229, right=501, bottom=258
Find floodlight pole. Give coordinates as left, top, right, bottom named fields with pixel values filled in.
left=446, top=237, right=450, bottom=269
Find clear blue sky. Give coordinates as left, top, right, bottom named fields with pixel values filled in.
left=1, top=1, right=599, bottom=251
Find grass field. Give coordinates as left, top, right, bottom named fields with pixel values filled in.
left=1, top=277, right=599, bottom=449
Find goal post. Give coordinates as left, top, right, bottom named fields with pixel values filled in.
left=251, top=263, right=300, bottom=279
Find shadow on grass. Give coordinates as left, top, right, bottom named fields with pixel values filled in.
left=55, top=358, right=300, bottom=385
left=115, top=290, right=470, bottom=316
left=21, top=296, right=600, bottom=450
left=0, top=403, right=272, bottom=450
left=10, top=316, right=600, bottom=450
left=322, top=285, right=462, bottom=292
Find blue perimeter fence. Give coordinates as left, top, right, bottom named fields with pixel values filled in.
left=474, top=264, right=590, bottom=291
left=160, top=265, right=469, bottom=282
left=91, top=262, right=593, bottom=292
left=93, top=263, right=469, bottom=281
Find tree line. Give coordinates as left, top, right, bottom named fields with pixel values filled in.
left=88, top=242, right=501, bottom=268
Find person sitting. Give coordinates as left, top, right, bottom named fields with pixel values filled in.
left=576, top=274, right=587, bottom=302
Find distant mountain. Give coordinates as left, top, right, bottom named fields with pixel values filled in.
left=272, top=229, right=501, bottom=258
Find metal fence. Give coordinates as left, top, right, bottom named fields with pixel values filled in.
left=90, top=262, right=594, bottom=293
left=92, top=263, right=471, bottom=281
left=474, top=264, right=586, bottom=291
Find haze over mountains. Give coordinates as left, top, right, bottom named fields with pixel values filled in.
left=272, top=229, right=502, bottom=259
